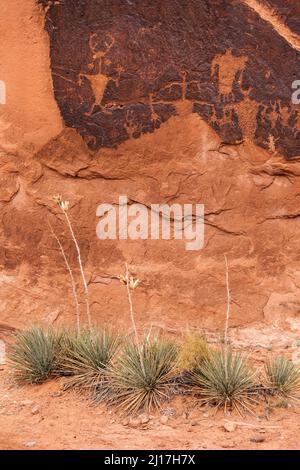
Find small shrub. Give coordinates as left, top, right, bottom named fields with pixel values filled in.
left=189, top=347, right=256, bottom=415
left=61, top=329, right=120, bottom=393
left=265, top=356, right=300, bottom=400
left=105, top=335, right=177, bottom=414
left=9, top=326, right=62, bottom=384
left=176, top=332, right=210, bottom=372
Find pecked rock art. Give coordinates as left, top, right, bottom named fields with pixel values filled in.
left=39, top=0, right=300, bottom=157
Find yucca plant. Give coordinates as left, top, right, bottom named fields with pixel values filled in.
left=60, top=329, right=121, bottom=394
left=9, top=326, right=62, bottom=384
left=104, top=335, right=178, bottom=414
left=265, top=356, right=300, bottom=400
left=189, top=347, right=257, bottom=415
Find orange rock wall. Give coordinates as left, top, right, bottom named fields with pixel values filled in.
left=0, top=1, right=300, bottom=336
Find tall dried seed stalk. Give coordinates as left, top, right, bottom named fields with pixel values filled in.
left=53, top=195, right=92, bottom=330
left=48, top=220, right=80, bottom=333
left=224, top=254, right=230, bottom=347
left=125, top=263, right=139, bottom=347
left=117, top=263, right=141, bottom=350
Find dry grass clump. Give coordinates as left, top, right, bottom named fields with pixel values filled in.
left=265, top=356, right=300, bottom=400
left=189, top=347, right=257, bottom=415
left=176, top=332, right=210, bottom=372
left=9, top=326, right=63, bottom=384
left=60, top=329, right=121, bottom=395
left=103, top=335, right=178, bottom=415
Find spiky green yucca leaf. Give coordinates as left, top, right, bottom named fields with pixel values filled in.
left=265, top=356, right=300, bottom=400
left=9, top=326, right=62, bottom=384
left=189, top=348, right=256, bottom=415
left=105, top=336, right=177, bottom=414
left=61, top=329, right=120, bottom=392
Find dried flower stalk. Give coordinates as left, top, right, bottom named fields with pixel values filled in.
left=53, top=195, right=92, bottom=330
left=224, top=254, right=230, bottom=347
left=117, top=263, right=141, bottom=347
left=48, top=220, right=80, bottom=332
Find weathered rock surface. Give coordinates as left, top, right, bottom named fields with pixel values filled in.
left=41, top=0, right=300, bottom=158
left=262, top=0, right=300, bottom=36
left=0, top=1, right=300, bottom=335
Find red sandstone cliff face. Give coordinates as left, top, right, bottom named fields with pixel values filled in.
left=0, top=1, right=300, bottom=339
